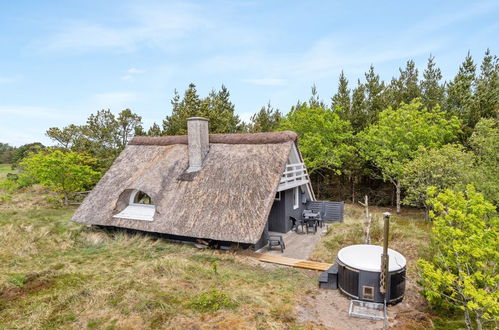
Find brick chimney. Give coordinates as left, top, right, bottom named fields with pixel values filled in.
left=186, top=117, right=209, bottom=172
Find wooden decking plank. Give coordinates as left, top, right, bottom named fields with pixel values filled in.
left=251, top=252, right=332, bottom=271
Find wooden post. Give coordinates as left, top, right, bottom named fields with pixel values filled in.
left=381, top=212, right=391, bottom=329
left=359, top=195, right=371, bottom=244
left=380, top=212, right=390, bottom=295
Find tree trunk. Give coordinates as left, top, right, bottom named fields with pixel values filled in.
left=475, top=311, right=482, bottom=330
left=351, top=176, right=355, bottom=203
left=395, top=181, right=401, bottom=213
left=63, top=193, right=68, bottom=206
left=464, top=308, right=472, bottom=330
left=316, top=175, right=320, bottom=199
left=424, top=207, right=430, bottom=221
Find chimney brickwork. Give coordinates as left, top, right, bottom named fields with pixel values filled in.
left=187, top=117, right=209, bottom=172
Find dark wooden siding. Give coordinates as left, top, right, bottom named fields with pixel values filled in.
left=268, top=187, right=308, bottom=233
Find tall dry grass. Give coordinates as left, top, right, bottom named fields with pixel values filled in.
left=0, top=194, right=314, bottom=329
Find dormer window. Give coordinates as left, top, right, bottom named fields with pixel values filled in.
left=113, top=190, right=155, bottom=221
left=132, top=190, right=153, bottom=204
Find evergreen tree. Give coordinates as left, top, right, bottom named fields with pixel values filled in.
left=331, top=71, right=351, bottom=114
left=364, top=65, right=386, bottom=123
left=388, top=60, right=421, bottom=107
left=163, top=84, right=242, bottom=135
left=473, top=49, right=499, bottom=124
left=309, top=84, right=326, bottom=108
left=201, top=85, right=242, bottom=133
left=421, top=55, right=444, bottom=110
left=116, top=109, right=143, bottom=148
left=446, top=52, right=477, bottom=128
left=85, top=109, right=120, bottom=150
left=249, top=102, right=282, bottom=132
left=349, top=80, right=367, bottom=132
left=147, top=122, right=162, bottom=136
left=163, top=84, right=202, bottom=135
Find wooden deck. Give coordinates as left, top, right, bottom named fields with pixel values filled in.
left=252, top=252, right=332, bottom=271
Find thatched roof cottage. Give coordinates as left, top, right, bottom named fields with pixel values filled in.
left=73, top=117, right=315, bottom=249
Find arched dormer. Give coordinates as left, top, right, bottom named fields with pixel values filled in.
left=113, top=189, right=155, bottom=221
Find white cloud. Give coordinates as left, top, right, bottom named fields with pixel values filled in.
left=39, top=3, right=209, bottom=53
left=122, top=68, right=145, bottom=81
left=128, top=68, right=144, bottom=74
left=243, top=78, right=287, bottom=86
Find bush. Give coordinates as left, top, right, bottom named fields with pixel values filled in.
left=188, top=289, right=237, bottom=312
left=0, top=178, right=18, bottom=192
left=18, top=150, right=101, bottom=205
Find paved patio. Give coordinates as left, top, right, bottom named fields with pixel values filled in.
left=256, top=225, right=328, bottom=260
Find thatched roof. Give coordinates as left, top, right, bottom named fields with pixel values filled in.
left=129, top=130, right=297, bottom=146
left=72, top=132, right=296, bottom=244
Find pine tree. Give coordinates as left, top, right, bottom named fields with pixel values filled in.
left=147, top=122, right=162, bottom=136
left=364, top=65, right=386, bottom=123
left=474, top=49, right=499, bottom=124
left=389, top=60, right=421, bottom=107
left=421, top=55, right=444, bottom=110
left=249, top=102, right=282, bottom=132
left=331, top=71, right=351, bottom=114
left=309, top=84, right=326, bottom=108
left=202, top=85, right=242, bottom=133
left=446, top=52, right=477, bottom=127
left=162, top=84, right=202, bottom=135
left=349, top=80, right=367, bottom=132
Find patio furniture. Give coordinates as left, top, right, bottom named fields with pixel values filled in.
left=290, top=216, right=305, bottom=234
left=305, top=218, right=317, bottom=234
left=268, top=235, right=285, bottom=252
left=303, top=210, right=323, bottom=228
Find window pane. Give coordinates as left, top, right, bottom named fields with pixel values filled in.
left=133, top=191, right=153, bottom=204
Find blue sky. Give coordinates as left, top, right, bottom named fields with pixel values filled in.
left=1, top=1, right=498, bottom=146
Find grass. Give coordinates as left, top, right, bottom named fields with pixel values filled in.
left=312, top=203, right=431, bottom=276
left=0, top=164, right=16, bottom=179
left=0, top=190, right=315, bottom=329
left=311, top=203, right=469, bottom=329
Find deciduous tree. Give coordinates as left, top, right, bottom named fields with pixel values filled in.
left=401, top=144, right=473, bottom=219
left=278, top=102, right=353, bottom=175
left=418, top=186, right=499, bottom=330
left=469, top=118, right=499, bottom=205
left=357, top=100, right=460, bottom=212
left=18, top=150, right=101, bottom=205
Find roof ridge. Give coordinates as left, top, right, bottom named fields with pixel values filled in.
left=129, top=131, right=297, bottom=146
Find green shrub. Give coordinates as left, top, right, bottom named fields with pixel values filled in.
left=188, top=289, right=237, bottom=312
left=0, top=178, right=18, bottom=192
left=8, top=274, right=28, bottom=287
left=0, top=194, right=13, bottom=203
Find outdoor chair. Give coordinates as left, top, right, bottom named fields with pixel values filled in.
left=305, top=219, right=318, bottom=234
left=268, top=235, right=285, bottom=253
left=290, top=216, right=305, bottom=234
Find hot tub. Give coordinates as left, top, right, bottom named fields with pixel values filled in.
left=336, top=244, right=406, bottom=304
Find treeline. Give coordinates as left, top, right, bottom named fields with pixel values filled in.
left=1, top=49, right=497, bottom=211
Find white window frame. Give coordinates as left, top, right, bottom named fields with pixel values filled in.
left=275, top=191, right=281, bottom=201
left=293, top=187, right=299, bottom=209
left=113, top=190, right=155, bottom=221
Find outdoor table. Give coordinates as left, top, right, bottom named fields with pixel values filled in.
left=303, top=211, right=323, bottom=228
